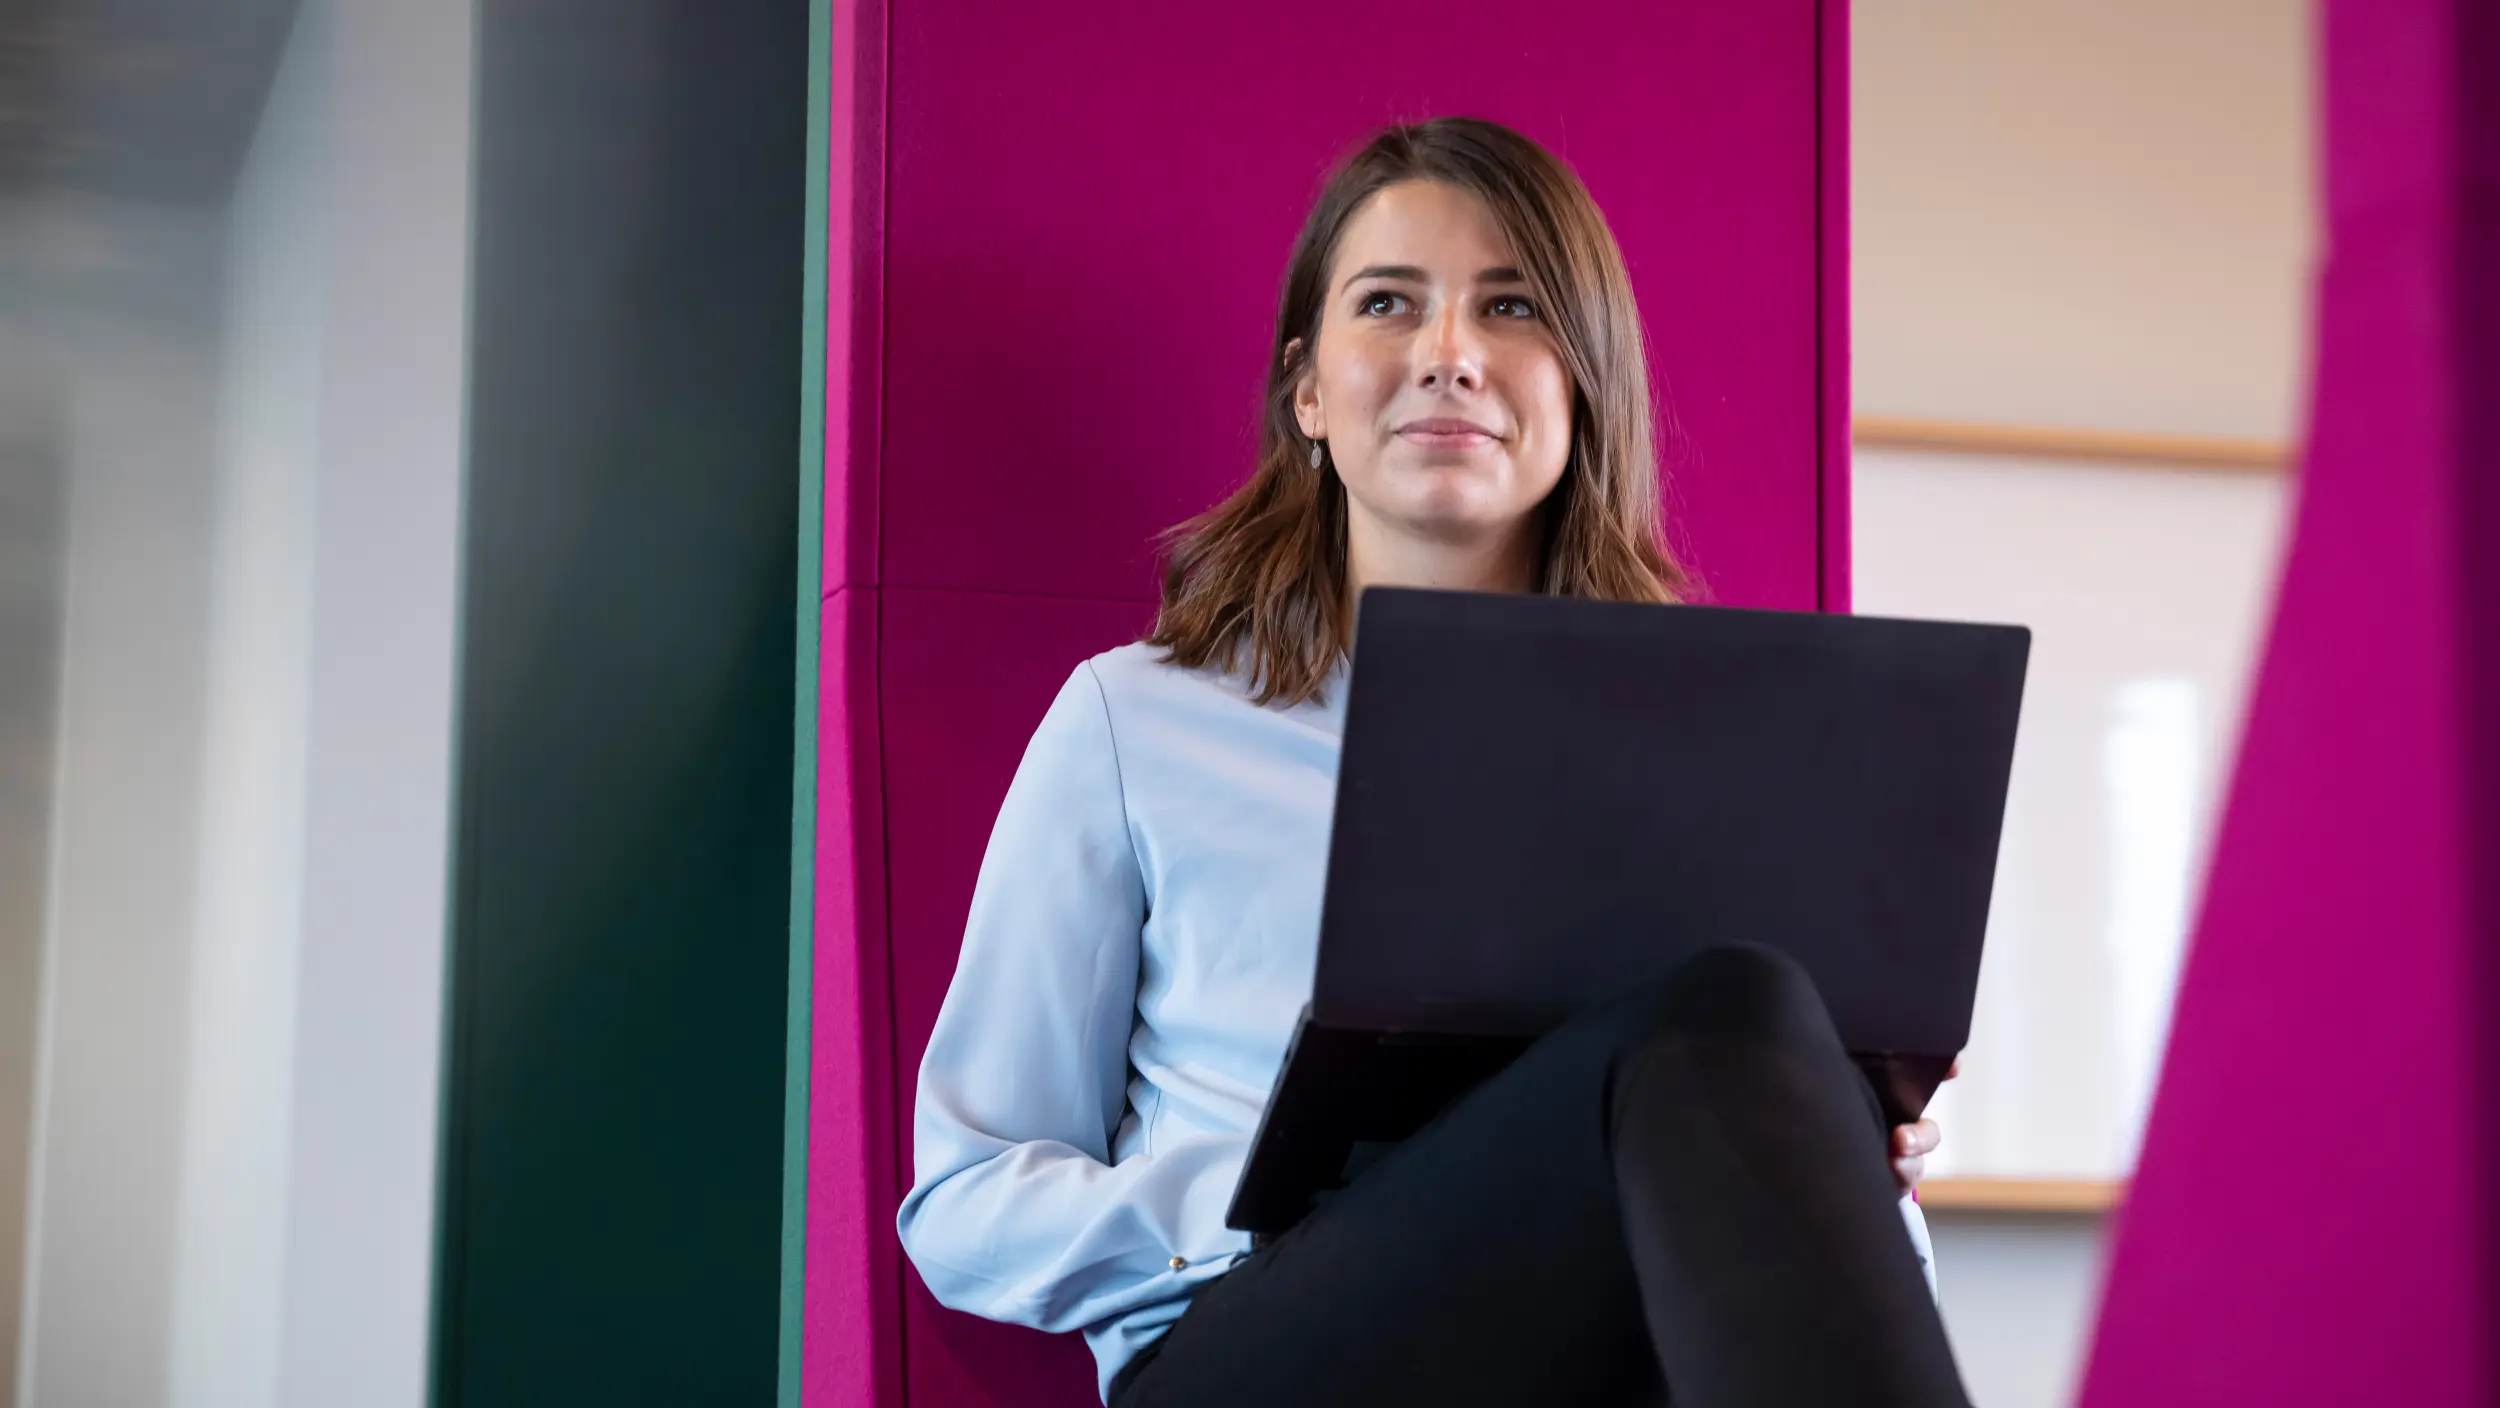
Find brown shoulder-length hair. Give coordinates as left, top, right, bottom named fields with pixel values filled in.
left=1145, top=116, right=1694, bottom=705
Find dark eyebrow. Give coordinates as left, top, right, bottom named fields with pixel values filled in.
left=1339, top=263, right=1427, bottom=291
left=1339, top=263, right=1531, bottom=293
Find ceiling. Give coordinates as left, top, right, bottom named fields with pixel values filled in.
left=0, top=0, right=301, bottom=206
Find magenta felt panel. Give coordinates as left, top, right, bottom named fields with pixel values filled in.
left=803, top=587, right=904, bottom=1407
left=812, top=5, right=1852, bottom=1401
left=899, top=1272, right=1093, bottom=1408
left=2079, top=3, right=2499, bottom=1402
left=820, top=0, right=885, bottom=590
left=1815, top=0, right=1851, bottom=613
left=878, top=587, right=1159, bottom=1406
left=875, top=0, right=1827, bottom=609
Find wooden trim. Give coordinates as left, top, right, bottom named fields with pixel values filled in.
left=1853, top=415, right=2292, bottom=474
left=1919, top=1177, right=2124, bottom=1214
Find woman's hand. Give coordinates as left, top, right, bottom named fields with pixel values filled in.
left=1890, top=1118, right=1940, bottom=1193
left=1889, top=1058, right=1959, bottom=1195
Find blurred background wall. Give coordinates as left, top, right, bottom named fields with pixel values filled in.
left=3, top=0, right=811, bottom=1401
left=0, top=148, right=226, bottom=1408
left=1851, top=3, right=2314, bottom=1406
left=0, top=1, right=473, bottom=1403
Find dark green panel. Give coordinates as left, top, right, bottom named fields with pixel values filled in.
left=437, top=1, right=810, bottom=1403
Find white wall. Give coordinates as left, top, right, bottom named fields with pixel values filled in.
left=1851, top=4, right=2314, bottom=1406
left=267, top=1, right=472, bottom=1398
left=1862, top=452, right=2284, bottom=1187
left=166, top=7, right=329, bottom=1402
left=10, top=2, right=474, bottom=1404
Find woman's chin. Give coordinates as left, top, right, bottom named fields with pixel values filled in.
left=1387, top=503, right=1524, bottom=547
left=1376, top=469, right=1513, bottom=522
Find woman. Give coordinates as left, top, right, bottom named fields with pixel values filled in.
left=897, top=118, right=1967, bottom=1407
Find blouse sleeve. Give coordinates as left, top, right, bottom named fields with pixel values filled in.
left=1901, top=1195, right=1940, bottom=1298
left=895, top=663, right=1246, bottom=1333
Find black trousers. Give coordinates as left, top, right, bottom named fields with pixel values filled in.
left=1108, top=944, right=1971, bottom=1408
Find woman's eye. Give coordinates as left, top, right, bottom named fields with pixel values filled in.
left=1357, top=291, right=1411, bottom=317
left=1488, top=295, right=1539, bottom=319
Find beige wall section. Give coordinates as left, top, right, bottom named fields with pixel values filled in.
left=1854, top=0, right=2315, bottom=440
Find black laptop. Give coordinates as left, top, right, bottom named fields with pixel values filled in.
left=1225, top=588, right=2030, bottom=1237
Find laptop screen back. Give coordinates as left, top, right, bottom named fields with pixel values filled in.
left=1313, top=589, right=2029, bottom=1055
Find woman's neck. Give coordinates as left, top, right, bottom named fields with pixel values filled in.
left=1345, top=516, right=1541, bottom=600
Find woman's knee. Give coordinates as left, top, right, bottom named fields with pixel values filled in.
left=1621, top=942, right=1838, bottom=1055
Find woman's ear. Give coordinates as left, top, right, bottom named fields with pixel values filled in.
left=1285, top=337, right=1324, bottom=440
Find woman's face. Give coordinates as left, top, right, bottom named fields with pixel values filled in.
left=1293, top=180, right=1576, bottom=559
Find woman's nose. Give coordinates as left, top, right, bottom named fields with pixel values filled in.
left=1415, top=306, right=1483, bottom=392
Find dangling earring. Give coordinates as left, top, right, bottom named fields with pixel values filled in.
left=1308, top=439, right=1326, bottom=470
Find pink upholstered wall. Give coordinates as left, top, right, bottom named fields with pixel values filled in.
left=2079, top=2, right=2499, bottom=1402
left=806, top=3, right=1854, bottom=1403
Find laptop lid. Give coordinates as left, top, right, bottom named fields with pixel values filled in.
left=1311, top=588, right=2029, bottom=1056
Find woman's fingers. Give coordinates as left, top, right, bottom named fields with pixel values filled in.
left=1891, top=1117, right=1942, bottom=1192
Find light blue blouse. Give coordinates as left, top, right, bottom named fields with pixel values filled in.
left=895, top=642, right=1936, bottom=1402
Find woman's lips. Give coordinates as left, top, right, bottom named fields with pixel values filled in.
left=1397, top=418, right=1498, bottom=448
